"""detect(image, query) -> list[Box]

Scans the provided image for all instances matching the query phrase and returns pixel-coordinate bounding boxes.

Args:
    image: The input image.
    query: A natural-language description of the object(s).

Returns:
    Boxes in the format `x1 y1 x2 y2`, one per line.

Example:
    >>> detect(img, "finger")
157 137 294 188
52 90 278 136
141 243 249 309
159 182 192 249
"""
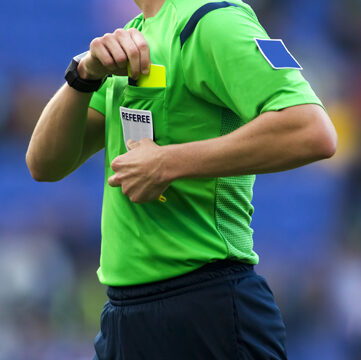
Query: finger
139 138 155 145
102 34 127 72
111 156 123 172
108 174 122 187
130 196 143 204
128 28 151 75
91 42 117 73
127 139 140 150
115 29 141 79
130 192 157 204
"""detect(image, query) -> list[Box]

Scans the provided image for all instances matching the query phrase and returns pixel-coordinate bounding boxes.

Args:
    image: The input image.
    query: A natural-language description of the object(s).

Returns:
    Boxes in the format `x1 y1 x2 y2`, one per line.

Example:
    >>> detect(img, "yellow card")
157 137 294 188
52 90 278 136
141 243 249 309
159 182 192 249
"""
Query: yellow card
128 64 166 88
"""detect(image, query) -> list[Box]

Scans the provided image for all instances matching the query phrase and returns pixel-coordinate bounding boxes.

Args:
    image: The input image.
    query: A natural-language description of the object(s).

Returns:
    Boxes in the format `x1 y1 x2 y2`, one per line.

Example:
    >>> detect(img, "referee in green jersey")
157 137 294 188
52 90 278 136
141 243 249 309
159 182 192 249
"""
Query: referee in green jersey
26 0 337 359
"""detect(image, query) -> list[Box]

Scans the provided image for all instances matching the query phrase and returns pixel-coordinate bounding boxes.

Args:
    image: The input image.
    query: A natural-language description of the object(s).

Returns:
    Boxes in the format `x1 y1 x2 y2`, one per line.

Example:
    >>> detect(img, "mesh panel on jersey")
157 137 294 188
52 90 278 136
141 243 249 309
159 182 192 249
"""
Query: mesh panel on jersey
215 108 256 259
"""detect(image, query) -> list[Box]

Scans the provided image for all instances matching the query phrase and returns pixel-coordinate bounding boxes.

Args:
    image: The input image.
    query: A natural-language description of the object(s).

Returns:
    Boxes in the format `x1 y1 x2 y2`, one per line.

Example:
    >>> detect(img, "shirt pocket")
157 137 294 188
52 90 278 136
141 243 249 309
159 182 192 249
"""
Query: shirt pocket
119 84 167 151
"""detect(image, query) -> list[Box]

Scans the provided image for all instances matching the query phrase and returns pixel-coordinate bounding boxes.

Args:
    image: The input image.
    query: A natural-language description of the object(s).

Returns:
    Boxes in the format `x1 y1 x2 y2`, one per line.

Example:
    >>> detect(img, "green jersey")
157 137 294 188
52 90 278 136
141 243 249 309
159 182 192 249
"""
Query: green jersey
89 0 323 286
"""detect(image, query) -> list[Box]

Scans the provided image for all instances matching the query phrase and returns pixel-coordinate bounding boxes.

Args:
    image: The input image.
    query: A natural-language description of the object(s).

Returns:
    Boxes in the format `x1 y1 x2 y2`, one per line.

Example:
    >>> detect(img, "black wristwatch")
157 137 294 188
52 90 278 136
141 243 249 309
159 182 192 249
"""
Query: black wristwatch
65 51 104 93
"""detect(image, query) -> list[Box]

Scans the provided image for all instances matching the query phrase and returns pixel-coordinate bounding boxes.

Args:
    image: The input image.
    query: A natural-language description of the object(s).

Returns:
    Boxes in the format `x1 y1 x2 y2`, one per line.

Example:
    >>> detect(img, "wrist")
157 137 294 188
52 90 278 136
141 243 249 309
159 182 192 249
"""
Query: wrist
65 52 105 93
160 144 187 182
77 59 105 81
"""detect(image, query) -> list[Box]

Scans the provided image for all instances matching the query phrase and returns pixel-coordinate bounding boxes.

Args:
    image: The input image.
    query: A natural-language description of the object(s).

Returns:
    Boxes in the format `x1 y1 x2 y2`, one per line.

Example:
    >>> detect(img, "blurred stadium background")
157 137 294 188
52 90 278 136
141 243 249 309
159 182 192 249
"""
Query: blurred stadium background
1 0 361 359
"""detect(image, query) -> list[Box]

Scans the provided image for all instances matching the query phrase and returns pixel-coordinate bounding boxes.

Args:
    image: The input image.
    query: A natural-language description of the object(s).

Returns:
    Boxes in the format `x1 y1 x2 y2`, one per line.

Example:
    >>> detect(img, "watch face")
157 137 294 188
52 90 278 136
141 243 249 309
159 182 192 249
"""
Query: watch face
73 51 89 63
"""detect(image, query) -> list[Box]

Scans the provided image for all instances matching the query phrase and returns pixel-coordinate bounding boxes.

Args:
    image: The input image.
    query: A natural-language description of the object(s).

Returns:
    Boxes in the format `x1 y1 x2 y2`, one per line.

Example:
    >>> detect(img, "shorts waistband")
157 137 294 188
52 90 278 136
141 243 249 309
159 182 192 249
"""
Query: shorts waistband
107 260 254 306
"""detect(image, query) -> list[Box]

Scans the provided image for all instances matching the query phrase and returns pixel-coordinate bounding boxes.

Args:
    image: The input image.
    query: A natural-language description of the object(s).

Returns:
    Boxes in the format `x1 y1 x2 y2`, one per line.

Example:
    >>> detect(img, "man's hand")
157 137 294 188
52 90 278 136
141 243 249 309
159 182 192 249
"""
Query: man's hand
108 139 171 203
77 28 151 81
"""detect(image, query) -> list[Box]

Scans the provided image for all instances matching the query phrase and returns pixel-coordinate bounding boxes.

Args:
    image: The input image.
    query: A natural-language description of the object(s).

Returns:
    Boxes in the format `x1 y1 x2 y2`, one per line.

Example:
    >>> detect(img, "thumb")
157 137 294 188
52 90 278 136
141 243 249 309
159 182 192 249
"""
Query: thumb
127 139 139 150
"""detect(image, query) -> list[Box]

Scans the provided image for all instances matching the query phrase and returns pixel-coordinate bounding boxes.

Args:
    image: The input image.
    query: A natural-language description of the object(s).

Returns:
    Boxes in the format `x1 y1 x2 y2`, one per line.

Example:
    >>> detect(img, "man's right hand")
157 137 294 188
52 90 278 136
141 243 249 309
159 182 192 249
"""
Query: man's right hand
77 28 151 81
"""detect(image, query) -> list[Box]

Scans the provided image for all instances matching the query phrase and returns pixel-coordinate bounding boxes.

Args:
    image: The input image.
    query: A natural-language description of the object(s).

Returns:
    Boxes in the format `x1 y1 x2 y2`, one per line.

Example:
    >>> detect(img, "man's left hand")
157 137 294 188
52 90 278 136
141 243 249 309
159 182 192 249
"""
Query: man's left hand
108 139 171 203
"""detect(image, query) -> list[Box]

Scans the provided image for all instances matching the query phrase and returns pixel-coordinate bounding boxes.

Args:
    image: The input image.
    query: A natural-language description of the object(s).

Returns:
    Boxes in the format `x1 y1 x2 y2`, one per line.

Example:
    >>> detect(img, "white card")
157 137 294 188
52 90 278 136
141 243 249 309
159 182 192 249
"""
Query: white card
120 107 154 150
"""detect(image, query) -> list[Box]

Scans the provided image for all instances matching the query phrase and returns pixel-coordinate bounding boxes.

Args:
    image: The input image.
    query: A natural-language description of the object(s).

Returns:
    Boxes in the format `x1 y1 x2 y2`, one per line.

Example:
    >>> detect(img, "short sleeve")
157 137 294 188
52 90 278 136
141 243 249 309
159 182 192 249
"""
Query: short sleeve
89 79 108 115
181 6 324 123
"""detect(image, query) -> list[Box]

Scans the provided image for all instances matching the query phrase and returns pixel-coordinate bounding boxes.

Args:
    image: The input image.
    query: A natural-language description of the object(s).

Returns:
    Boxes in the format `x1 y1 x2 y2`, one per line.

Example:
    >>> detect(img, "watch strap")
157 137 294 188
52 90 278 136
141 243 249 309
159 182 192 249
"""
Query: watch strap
65 53 104 93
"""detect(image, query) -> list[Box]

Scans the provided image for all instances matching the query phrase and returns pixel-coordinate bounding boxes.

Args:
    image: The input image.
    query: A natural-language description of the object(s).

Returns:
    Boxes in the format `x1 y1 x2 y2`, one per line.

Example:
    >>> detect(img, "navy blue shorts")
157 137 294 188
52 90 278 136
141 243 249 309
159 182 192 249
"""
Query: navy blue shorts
93 261 287 360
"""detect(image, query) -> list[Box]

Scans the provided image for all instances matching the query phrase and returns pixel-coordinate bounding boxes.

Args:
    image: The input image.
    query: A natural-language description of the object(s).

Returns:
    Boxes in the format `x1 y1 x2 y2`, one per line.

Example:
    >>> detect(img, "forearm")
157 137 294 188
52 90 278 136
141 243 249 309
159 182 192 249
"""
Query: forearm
163 105 337 180
26 84 93 181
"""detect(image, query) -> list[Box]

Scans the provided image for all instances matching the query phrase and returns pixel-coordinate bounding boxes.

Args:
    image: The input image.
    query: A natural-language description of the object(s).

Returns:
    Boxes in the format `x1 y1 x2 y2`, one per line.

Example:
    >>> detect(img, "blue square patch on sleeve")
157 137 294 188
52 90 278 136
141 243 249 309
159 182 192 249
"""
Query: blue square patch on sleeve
255 38 303 70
